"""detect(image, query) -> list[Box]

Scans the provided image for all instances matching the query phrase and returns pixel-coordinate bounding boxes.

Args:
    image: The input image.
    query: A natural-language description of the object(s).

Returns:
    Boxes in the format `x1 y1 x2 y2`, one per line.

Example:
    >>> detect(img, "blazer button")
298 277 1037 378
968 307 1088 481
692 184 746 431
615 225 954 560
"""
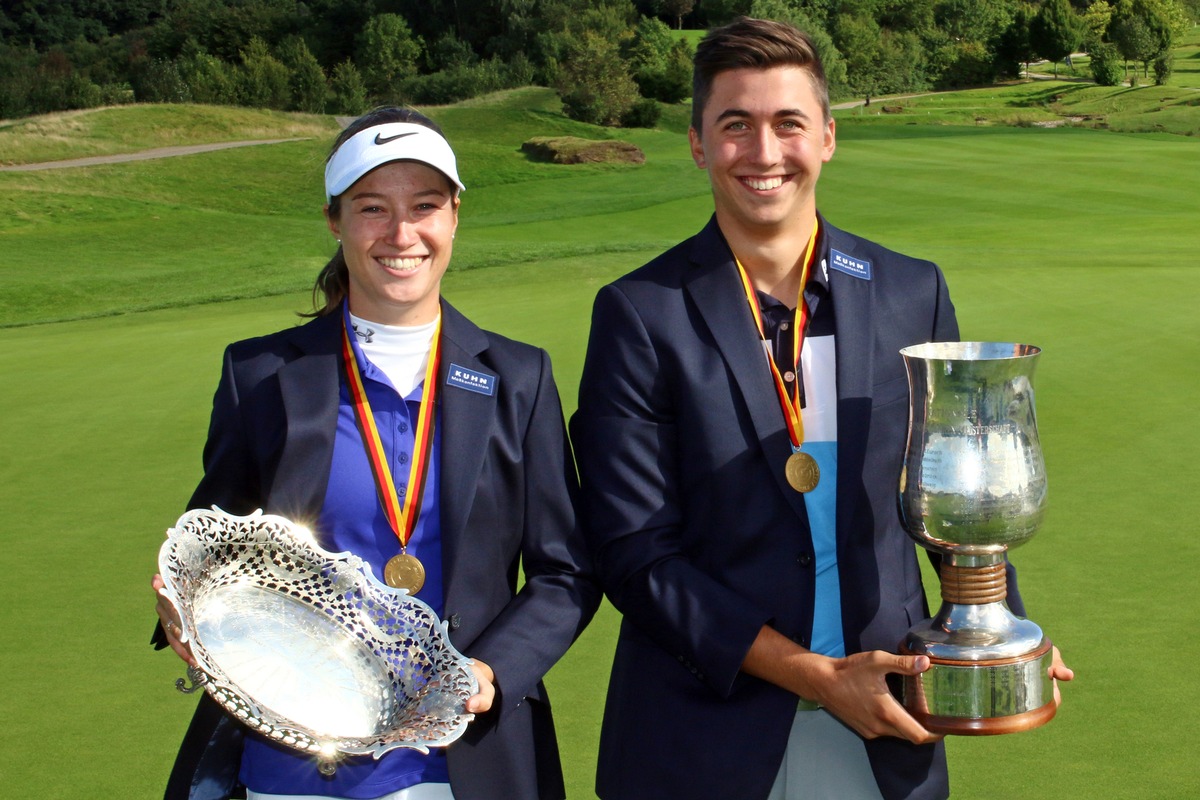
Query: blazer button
448 613 461 631
798 552 813 567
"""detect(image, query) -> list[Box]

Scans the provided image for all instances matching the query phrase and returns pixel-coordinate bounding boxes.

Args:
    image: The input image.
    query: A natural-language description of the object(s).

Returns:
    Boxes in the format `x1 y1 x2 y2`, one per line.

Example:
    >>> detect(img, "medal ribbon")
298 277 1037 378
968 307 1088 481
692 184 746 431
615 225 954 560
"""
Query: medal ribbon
341 316 441 552
734 218 820 452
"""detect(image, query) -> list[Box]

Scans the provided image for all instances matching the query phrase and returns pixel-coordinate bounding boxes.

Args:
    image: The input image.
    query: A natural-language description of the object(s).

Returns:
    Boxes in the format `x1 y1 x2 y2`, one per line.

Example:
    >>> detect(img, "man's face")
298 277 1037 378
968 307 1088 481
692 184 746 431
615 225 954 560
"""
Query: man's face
689 66 835 237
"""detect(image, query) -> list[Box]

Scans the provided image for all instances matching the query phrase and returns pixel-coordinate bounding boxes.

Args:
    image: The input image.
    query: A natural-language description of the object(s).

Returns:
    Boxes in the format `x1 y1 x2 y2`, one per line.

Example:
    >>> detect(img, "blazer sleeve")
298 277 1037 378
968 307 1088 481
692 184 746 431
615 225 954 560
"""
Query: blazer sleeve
464 348 602 708
187 343 264 515
571 284 771 697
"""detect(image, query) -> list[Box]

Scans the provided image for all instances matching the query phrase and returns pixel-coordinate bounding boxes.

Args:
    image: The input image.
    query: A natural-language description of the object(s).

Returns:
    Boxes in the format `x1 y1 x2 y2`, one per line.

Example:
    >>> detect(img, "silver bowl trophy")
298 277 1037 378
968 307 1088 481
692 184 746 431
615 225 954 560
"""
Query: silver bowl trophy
897 342 1056 735
157 507 478 772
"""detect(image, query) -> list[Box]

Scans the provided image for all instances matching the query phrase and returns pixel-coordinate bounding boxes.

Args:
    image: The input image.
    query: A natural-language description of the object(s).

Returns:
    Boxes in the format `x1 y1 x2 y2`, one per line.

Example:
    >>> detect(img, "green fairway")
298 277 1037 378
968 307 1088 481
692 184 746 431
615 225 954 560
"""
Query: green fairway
1 87 1198 799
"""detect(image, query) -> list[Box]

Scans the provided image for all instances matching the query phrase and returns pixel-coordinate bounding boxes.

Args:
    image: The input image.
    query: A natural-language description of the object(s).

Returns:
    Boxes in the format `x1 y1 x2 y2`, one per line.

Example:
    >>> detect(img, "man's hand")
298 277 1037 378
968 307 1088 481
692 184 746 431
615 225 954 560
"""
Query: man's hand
1049 645 1074 707
808 650 942 744
741 625 941 745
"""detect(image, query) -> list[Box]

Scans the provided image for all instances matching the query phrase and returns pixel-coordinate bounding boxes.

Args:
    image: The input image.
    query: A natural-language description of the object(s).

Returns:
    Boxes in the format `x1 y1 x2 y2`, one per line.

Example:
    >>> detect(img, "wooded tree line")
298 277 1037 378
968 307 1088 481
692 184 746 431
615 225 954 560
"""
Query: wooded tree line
1 0 1194 123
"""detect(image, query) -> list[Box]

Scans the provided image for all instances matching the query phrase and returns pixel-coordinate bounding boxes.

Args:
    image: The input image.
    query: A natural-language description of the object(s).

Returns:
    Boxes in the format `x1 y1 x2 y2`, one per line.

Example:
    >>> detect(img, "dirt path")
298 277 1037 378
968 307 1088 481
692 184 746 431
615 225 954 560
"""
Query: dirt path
0 137 310 172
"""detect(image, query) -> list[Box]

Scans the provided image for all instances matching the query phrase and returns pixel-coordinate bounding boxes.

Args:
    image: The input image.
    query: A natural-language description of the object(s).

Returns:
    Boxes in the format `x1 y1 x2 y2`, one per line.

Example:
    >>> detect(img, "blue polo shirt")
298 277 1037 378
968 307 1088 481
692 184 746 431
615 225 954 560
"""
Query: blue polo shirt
239 314 449 797
757 249 845 660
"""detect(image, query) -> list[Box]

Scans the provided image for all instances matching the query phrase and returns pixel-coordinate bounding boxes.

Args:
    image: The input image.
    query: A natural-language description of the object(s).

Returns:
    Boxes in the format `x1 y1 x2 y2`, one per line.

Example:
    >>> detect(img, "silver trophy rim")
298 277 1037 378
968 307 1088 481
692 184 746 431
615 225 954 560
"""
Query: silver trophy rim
157 506 478 761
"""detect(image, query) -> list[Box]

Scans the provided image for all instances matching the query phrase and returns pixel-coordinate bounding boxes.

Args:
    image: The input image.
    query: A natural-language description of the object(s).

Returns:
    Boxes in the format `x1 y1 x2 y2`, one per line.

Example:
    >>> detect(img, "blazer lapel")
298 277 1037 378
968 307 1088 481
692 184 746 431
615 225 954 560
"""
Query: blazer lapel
435 301 494 604
271 313 341 519
823 224 876 405
822 224 879 546
684 218 811 522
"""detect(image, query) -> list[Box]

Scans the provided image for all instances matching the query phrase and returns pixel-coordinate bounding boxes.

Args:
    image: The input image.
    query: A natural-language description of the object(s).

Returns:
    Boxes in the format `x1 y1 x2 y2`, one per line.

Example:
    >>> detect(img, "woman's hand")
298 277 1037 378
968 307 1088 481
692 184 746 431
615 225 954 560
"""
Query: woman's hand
152 574 197 668
465 659 496 715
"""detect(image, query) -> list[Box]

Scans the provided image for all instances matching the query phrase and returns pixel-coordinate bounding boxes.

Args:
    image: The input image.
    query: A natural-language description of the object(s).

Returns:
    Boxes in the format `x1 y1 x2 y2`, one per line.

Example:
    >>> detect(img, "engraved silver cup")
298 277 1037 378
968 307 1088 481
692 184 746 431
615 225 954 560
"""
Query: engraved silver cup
897 342 1056 735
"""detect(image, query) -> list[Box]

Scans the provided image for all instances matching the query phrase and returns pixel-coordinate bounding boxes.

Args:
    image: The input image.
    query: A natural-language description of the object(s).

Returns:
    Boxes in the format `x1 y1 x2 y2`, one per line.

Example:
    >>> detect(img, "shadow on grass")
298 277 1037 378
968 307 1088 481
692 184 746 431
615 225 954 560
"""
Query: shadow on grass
834 123 1044 141
1012 83 1093 107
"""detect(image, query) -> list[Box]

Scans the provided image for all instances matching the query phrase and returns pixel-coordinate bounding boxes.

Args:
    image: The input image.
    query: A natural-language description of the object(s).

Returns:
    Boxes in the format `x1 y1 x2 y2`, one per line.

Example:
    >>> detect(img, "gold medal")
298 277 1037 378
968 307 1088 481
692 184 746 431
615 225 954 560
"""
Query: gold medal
343 317 440 599
785 450 820 493
384 552 426 594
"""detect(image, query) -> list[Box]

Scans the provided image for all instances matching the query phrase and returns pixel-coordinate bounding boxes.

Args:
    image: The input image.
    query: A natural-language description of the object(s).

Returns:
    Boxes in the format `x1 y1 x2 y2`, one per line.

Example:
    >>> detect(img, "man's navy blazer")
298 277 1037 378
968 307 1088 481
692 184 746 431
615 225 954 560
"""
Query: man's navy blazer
158 301 600 800
571 217 1024 800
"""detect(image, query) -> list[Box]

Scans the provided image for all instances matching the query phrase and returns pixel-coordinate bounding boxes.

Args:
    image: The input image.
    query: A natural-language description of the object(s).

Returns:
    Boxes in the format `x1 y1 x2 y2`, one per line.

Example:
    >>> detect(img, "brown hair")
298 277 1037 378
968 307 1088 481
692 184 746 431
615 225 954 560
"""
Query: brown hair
307 107 451 317
691 16 830 133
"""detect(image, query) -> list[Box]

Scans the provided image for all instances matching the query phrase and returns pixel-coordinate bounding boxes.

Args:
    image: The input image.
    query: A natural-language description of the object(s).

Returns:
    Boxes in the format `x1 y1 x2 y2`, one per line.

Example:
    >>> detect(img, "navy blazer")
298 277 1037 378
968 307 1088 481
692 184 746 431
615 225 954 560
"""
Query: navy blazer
571 217 1023 800
158 301 600 800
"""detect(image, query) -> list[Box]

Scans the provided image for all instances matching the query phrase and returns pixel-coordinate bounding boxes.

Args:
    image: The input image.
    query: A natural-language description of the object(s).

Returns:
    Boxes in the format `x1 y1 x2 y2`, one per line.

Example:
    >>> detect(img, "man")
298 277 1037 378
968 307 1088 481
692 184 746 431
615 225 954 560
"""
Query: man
570 16 1069 800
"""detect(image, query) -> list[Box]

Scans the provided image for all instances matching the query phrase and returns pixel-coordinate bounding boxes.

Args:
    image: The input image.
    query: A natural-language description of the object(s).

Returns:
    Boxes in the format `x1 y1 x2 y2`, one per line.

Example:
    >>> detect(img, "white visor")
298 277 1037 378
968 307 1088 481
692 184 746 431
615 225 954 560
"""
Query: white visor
324 122 465 202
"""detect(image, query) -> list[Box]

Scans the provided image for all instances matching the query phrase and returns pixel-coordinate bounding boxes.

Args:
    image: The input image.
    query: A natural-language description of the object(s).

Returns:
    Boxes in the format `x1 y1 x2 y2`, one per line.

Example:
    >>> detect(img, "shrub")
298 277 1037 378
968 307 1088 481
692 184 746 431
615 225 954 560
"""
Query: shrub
635 38 692 104
427 33 477 72
506 52 536 87
401 58 519 105
179 52 238 105
1153 53 1173 85
933 40 996 89
620 97 662 128
1088 42 1124 86
131 58 192 103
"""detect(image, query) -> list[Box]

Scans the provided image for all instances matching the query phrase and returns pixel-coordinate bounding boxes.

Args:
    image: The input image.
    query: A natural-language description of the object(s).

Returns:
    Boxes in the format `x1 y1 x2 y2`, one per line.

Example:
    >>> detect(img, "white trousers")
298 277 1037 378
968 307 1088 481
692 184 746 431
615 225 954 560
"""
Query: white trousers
247 782 454 800
766 708 886 800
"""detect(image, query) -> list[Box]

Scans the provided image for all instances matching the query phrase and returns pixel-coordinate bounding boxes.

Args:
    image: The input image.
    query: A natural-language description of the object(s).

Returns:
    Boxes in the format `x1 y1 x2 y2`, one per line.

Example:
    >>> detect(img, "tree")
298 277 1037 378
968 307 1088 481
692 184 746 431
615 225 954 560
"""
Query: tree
659 0 697 29
359 13 424 103
237 36 289 109
994 4 1036 79
751 0 848 100
627 16 691 102
1110 0 1175 78
1080 0 1115 50
329 59 367 115
833 12 887 100
701 0 755 25
555 30 640 126
277 36 327 113
934 0 1014 44
1029 0 1081 77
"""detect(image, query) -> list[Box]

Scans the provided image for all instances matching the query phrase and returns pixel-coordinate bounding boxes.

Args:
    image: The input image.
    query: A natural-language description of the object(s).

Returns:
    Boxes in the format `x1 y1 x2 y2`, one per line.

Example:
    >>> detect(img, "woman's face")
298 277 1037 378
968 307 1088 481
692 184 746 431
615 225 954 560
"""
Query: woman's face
326 160 459 326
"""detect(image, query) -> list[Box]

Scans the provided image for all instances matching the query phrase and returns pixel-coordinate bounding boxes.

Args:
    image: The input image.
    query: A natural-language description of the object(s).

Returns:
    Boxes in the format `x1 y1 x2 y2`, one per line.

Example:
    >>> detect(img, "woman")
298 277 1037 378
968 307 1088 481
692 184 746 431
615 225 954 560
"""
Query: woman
152 107 600 800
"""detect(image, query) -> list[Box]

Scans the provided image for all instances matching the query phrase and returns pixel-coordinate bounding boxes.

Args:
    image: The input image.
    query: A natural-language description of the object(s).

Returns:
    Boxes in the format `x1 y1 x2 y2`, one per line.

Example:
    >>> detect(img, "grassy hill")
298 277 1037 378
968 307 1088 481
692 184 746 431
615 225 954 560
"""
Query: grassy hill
1 78 1198 799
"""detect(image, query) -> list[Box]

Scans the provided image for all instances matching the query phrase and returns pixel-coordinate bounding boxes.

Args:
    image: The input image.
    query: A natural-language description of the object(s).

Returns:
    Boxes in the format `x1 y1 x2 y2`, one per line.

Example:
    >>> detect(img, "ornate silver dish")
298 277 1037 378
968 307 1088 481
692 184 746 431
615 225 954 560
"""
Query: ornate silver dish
157 507 477 765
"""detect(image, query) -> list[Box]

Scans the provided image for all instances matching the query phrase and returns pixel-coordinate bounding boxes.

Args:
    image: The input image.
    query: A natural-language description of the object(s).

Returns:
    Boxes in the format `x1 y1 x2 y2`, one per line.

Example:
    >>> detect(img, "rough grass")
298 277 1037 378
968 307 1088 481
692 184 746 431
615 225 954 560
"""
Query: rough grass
839 79 1200 135
0 104 339 165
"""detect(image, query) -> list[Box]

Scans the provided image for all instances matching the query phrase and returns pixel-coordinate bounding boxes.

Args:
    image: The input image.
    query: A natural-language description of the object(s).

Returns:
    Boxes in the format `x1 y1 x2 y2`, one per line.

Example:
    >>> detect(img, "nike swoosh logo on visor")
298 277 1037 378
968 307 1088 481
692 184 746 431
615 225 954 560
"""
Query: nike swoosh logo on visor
374 132 419 145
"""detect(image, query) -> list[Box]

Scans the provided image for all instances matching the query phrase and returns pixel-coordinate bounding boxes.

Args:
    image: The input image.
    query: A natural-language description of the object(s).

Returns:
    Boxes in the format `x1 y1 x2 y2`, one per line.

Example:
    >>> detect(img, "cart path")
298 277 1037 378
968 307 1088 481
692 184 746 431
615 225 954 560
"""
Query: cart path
0 137 310 172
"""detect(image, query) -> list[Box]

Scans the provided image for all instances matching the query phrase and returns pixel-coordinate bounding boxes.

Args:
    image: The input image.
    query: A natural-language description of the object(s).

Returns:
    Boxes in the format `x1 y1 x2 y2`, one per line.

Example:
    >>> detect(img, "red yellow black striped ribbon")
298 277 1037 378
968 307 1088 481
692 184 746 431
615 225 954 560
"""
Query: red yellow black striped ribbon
340 316 441 551
734 218 820 451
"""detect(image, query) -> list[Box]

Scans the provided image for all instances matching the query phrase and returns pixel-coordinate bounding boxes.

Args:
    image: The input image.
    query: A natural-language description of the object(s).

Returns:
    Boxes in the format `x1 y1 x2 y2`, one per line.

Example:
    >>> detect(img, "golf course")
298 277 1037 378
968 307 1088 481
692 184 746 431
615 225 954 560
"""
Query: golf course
2 45 1198 798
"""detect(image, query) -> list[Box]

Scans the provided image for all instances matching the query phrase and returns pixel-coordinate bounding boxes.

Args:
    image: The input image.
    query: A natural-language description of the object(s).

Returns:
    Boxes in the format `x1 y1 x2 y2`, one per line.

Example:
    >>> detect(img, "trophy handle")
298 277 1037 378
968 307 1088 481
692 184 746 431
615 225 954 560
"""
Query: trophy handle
175 665 208 695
